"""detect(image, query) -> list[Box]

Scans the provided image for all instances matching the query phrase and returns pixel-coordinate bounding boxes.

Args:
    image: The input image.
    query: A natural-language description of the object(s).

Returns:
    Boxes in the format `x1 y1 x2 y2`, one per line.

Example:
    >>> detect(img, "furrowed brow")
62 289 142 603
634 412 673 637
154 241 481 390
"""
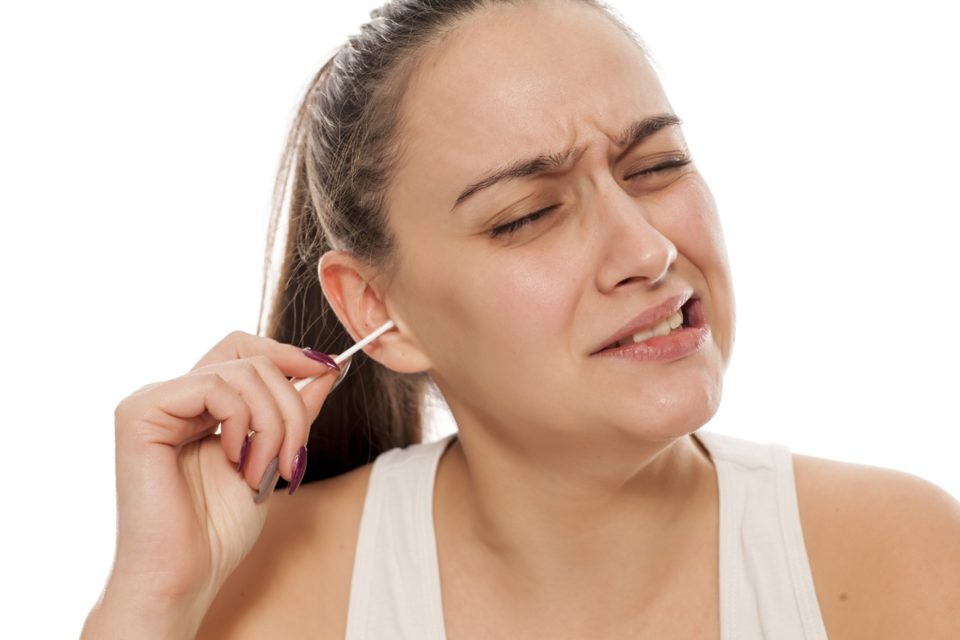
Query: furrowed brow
452 149 579 210
452 112 682 211
615 113 683 149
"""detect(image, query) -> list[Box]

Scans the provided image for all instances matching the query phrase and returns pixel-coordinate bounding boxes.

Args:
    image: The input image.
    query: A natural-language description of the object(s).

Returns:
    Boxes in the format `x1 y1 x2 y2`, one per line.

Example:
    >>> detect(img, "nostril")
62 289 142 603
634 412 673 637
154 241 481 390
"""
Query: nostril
615 275 646 288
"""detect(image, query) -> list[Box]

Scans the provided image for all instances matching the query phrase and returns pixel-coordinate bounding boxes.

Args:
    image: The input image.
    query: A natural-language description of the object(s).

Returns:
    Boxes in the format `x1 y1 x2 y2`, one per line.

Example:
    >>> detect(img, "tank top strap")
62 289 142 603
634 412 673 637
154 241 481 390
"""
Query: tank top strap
694 429 829 640
345 433 455 640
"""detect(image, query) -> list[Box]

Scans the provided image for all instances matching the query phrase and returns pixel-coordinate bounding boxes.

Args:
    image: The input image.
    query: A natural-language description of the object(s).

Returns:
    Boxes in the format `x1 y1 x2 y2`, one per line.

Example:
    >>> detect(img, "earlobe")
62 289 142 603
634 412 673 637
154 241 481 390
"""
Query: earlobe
317 251 433 373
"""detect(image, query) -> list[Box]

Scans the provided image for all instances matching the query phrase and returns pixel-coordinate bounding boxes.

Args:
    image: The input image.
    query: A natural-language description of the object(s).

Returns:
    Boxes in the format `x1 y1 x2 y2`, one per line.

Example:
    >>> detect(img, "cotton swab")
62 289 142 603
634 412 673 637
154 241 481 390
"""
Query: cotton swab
292 319 396 392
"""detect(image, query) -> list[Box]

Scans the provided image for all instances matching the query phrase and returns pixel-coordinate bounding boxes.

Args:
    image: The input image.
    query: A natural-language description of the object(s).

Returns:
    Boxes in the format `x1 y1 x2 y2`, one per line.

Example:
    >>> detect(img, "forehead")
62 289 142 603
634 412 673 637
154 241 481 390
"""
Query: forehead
393 1 672 204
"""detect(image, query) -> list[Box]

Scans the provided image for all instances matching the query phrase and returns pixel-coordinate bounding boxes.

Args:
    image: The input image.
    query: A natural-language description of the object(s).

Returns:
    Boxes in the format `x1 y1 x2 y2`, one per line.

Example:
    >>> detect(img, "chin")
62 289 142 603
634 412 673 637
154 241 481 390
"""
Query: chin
614 371 724 443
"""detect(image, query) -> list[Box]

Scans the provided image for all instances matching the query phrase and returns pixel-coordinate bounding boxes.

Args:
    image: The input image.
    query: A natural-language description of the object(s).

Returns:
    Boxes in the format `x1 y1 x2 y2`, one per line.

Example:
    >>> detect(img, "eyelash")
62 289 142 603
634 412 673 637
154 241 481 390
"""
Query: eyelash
489 204 560 238
625 156 692 181
488 157 693 239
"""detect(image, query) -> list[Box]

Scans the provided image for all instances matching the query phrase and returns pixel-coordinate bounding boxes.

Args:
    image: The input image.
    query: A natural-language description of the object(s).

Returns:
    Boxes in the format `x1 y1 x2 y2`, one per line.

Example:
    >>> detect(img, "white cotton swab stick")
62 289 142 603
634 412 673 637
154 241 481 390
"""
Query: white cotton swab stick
331 319 397 366
292 319 396 392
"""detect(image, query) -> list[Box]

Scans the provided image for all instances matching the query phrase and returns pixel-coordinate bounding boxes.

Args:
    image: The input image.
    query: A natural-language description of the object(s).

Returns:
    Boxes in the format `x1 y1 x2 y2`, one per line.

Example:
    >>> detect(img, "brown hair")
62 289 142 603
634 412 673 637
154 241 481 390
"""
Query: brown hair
257 0 642 485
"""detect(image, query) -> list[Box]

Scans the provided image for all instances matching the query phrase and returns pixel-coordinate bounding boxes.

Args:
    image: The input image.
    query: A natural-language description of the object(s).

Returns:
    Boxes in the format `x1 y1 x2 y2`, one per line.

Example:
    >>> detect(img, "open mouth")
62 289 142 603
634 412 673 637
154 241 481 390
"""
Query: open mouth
598 296 704 353
682 296 705 329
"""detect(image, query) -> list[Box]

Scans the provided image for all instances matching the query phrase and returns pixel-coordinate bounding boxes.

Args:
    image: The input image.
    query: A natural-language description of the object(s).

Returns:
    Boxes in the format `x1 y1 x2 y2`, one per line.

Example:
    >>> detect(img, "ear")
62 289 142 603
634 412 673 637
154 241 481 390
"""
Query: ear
318 250 433 373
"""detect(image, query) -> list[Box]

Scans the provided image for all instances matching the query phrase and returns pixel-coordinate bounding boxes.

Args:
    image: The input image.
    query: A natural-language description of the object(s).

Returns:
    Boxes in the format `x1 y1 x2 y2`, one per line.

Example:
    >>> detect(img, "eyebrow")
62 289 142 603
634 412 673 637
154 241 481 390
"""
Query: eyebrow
451 113 683 211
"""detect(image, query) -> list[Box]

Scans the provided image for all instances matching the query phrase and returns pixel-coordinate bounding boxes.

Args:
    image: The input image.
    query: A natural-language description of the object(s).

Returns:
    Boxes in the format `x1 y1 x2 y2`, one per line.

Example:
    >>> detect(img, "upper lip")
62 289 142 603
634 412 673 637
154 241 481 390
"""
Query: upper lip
591 291 694 355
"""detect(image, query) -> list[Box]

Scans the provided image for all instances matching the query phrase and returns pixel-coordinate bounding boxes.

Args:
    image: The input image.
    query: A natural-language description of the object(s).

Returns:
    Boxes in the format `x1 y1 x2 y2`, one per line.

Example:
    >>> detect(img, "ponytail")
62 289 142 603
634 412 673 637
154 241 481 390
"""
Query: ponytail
256 57 427 484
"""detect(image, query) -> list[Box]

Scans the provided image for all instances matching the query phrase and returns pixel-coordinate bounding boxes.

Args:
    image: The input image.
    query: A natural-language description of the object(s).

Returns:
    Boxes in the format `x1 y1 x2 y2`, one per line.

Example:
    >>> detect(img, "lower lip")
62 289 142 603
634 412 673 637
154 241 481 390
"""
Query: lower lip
593 325 710 361
593 300 711 362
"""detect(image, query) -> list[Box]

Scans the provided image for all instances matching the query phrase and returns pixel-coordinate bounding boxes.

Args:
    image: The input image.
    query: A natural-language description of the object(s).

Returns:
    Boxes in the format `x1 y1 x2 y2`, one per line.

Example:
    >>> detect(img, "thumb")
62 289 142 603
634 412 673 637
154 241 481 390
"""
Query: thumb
296 364 343 421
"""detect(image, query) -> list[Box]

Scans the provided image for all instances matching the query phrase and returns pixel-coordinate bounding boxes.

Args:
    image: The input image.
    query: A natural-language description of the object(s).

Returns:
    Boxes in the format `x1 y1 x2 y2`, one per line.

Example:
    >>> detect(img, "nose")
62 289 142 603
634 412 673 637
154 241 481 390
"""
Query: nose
593 181 678 292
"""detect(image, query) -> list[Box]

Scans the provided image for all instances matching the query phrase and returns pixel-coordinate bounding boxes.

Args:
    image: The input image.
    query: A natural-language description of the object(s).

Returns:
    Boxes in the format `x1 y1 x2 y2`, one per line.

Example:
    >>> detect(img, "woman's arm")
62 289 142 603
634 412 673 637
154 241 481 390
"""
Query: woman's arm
795 455 960 639
876 473 960 638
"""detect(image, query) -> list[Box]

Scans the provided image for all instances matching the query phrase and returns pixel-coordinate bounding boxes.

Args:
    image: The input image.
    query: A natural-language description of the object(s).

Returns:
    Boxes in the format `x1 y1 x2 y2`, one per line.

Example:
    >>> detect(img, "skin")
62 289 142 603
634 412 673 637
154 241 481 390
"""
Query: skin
288 2 960 638
383 2 735 460
195 1 960 638
322 1 730 634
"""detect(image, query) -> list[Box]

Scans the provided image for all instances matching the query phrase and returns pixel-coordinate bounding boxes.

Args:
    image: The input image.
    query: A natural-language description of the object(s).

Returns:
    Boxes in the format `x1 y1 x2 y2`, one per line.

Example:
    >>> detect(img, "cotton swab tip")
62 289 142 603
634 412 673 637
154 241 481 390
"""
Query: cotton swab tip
332 320 396 365
291 319 396 393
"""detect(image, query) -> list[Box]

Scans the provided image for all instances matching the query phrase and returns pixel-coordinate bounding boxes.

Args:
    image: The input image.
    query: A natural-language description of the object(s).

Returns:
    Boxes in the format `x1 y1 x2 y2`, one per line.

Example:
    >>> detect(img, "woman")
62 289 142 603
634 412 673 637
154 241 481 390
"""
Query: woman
82 0 960 637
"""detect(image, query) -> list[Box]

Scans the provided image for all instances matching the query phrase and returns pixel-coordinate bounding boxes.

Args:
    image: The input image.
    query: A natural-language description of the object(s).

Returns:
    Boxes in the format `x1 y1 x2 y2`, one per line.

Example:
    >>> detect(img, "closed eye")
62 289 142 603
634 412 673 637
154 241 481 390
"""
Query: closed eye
488 204 561 238
488 155 692 239
625 155 692 180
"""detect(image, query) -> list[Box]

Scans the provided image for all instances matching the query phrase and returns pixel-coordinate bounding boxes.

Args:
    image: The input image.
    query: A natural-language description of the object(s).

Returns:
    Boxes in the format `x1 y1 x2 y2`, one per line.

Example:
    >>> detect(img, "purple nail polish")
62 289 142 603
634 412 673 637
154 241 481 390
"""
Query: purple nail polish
302 348 341 372
288 446 308 495
237 433 252 473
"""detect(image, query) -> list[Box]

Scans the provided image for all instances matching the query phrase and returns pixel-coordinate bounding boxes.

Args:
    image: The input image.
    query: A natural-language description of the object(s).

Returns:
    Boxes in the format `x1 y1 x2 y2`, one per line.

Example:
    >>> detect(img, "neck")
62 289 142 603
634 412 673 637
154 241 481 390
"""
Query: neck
434 404 717 598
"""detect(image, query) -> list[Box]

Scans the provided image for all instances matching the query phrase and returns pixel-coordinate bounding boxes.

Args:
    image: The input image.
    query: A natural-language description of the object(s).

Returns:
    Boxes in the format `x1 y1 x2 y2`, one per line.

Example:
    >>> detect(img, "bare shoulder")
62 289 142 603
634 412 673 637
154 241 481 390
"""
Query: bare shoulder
197 461 374 640
792 452 960 639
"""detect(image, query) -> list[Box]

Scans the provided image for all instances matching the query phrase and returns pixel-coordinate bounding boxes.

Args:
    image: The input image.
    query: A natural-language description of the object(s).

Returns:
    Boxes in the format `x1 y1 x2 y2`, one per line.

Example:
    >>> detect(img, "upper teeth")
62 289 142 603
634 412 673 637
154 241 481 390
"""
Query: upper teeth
617 309 683 347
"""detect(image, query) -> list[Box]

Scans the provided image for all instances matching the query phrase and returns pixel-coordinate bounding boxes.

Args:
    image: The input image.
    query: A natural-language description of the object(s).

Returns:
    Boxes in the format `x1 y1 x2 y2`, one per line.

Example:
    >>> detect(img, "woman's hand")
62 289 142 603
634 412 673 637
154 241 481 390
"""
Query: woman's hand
85 331 342 637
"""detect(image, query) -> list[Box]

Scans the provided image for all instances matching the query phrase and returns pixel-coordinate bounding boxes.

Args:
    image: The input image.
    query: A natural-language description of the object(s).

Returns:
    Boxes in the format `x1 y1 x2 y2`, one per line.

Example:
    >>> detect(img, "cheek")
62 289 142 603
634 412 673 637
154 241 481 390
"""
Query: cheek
392 221 575 365
659 176 728 266
484 252 579 344
657 176 736 362
392 221 583 392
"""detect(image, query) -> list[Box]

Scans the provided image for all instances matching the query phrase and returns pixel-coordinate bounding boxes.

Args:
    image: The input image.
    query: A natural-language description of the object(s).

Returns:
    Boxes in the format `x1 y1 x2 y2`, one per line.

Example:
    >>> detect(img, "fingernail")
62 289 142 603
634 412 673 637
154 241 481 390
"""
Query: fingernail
288 446 308 495
302 348 340 372
330 358 351 392
254 457 280 504
236 433 251 473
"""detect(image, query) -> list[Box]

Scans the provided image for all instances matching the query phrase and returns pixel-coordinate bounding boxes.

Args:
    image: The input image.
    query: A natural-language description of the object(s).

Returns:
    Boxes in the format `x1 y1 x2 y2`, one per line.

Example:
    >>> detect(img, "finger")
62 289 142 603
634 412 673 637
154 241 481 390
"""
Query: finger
297 368 341 423
117 372 251 455
212 360 289 491
190 330 343 381
243 355 322 481
245 355 342 487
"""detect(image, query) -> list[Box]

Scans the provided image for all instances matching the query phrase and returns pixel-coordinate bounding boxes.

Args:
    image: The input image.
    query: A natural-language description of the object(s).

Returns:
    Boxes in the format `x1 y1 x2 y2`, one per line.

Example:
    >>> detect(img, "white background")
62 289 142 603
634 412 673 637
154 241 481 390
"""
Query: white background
2 1 957 636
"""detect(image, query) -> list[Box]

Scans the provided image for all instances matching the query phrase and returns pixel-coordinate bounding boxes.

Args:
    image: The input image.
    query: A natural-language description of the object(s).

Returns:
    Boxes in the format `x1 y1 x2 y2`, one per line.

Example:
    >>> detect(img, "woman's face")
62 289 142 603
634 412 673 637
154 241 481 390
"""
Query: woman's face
384 0 735 444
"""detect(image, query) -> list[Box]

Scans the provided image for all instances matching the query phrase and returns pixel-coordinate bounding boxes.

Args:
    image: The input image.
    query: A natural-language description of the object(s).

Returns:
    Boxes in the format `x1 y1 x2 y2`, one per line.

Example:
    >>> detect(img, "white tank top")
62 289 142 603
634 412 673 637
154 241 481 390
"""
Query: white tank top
344 429 829 639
